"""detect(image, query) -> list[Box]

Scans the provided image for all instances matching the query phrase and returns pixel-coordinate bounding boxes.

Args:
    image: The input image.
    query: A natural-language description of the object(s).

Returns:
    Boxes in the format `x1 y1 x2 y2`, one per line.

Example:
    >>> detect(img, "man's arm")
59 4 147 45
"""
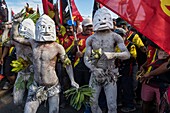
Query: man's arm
0 46 10 65
144 61 169 78
58 44 79 88
83 37 96 70
10 13 31 46
104 34 130 60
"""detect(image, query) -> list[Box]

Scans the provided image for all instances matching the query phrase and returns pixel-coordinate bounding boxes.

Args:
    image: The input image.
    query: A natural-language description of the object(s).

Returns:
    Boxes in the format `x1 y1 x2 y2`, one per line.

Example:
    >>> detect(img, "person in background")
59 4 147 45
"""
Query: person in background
0 46 16 90
140 48 170 113
74 17 93 86
73 18 93 112
0 0 9 82
57 21 77 108
139 43 169 113
0 23 16 90
126 27 147 105
115 28 137 112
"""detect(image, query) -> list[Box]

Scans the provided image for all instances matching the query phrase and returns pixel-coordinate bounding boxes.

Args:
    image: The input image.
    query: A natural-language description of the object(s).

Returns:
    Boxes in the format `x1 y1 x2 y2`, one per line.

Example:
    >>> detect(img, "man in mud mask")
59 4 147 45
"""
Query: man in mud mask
12 14 79 113
84 8 130 113
1 18 35 107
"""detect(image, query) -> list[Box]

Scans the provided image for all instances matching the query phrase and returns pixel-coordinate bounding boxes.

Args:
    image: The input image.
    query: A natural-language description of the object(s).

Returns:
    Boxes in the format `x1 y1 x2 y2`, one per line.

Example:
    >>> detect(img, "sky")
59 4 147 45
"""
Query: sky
5 0 118 20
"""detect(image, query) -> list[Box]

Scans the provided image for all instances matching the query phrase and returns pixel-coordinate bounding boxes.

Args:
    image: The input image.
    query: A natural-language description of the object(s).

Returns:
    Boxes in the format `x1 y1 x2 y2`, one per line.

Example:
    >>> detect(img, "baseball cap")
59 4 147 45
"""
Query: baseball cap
82 18 92 26
114 28 126 35
67 20 77 26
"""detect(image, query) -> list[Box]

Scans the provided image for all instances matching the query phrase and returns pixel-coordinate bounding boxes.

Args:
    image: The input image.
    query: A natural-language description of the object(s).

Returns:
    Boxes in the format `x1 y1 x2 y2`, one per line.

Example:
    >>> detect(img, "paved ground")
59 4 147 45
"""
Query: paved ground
0 78 142 113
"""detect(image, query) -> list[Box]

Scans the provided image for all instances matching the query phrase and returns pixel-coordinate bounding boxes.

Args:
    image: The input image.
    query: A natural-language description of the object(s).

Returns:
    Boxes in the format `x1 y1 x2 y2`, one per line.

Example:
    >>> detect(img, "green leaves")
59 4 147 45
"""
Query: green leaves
26 73 34 89
15 73 33 91
15 75 25 90
24 12 40 23
64 85 94 111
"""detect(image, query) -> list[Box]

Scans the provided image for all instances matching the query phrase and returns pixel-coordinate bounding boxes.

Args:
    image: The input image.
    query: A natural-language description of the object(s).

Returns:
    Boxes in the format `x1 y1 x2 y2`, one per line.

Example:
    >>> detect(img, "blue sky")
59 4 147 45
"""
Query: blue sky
5 0 118 20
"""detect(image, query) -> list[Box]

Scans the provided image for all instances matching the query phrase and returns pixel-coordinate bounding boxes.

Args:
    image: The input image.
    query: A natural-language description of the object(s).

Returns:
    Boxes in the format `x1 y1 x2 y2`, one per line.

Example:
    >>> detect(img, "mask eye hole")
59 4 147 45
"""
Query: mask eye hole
98 19 101 21
24 27 26 30
48 26 51 29
42 25 45 29
104 18 106 20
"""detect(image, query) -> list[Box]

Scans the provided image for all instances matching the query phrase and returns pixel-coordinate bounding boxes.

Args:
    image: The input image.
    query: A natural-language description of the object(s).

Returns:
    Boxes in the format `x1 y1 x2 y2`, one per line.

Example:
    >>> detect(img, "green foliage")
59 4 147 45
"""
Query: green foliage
15 75 25 90
26 73 34 89
64 85 94 111
21 7 40 23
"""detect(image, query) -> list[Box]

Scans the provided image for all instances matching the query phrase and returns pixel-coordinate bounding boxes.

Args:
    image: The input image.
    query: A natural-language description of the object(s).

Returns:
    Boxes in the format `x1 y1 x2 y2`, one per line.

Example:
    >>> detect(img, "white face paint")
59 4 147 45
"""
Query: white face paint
93 8 113 31
19 18 35 39
35 14 56 42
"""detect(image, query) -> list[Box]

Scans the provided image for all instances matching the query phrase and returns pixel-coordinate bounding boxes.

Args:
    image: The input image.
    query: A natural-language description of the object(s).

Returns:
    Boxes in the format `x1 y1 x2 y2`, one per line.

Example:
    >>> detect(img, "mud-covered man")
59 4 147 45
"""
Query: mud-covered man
84 8 130 113
13 13 79 113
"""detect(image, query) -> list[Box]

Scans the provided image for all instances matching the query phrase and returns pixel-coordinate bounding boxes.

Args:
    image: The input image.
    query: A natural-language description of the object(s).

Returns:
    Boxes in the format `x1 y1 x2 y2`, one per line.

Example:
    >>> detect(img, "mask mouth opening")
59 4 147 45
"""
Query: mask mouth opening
40 33 51 36
100 23 106 26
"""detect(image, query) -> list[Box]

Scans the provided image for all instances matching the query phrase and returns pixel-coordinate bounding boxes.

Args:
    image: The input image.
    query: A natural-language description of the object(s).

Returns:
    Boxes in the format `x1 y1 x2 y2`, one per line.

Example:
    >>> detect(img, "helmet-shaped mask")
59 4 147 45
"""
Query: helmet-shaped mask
19 18 35 39
35 14 56 42
93 8 113 31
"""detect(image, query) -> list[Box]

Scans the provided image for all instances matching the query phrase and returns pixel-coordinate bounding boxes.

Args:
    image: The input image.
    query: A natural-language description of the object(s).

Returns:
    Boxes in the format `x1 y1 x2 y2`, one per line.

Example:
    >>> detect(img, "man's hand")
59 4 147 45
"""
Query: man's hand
76 51 83 58
71 81 79 89
139 73 151 83
4 22 12 29
13 12 24 23
103 52 117 60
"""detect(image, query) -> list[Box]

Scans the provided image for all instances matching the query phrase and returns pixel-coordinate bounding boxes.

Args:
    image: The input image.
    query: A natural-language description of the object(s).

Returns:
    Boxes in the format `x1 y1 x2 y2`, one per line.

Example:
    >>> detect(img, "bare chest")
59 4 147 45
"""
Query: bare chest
15 44 32 59
92 34 115 51
33 43 57 61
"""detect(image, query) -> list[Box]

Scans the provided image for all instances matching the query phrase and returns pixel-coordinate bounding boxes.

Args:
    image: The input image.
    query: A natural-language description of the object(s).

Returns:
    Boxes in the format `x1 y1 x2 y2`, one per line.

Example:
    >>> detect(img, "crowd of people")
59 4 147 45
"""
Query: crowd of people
0 1 170 113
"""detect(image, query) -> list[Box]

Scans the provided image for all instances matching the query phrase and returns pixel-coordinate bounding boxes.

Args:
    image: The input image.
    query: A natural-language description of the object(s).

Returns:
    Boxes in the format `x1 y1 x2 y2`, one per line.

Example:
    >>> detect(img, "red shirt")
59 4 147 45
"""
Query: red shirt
58 34 75 53
76 33 91 52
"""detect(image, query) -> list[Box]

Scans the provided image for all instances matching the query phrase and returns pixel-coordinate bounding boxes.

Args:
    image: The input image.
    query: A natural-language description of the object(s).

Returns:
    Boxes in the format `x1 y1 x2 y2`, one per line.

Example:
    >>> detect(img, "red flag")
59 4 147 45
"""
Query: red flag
71 0 83 22
60 0 64 24
96 0 170 54
42 0 55 18
11 8 15 20
60 0 83 24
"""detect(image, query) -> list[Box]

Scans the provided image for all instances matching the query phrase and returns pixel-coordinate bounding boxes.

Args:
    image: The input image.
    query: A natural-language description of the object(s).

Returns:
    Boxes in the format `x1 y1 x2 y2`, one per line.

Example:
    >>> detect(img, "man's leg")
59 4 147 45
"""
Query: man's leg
24 85 41 113
48 94 60 113
141 83 156 113
104 82 117 113
13 73 25 106
89 78 102 113
24 100 40 113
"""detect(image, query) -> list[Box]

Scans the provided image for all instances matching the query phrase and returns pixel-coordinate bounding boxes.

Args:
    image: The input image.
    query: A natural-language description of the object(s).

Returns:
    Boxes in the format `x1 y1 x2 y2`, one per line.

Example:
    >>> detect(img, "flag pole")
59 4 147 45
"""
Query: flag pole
66 0 80 52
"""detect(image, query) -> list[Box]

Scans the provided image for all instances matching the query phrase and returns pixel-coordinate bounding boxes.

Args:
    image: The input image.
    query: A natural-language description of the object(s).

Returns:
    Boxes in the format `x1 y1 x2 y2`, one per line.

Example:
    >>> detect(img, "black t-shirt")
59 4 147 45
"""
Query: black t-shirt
147 59 170 87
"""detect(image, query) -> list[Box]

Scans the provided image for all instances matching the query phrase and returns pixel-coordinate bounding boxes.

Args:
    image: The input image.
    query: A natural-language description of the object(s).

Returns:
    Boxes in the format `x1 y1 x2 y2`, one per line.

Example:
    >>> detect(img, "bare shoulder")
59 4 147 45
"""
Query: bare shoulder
86 34 94 44
112 31 124 43
52 42 65 52
53 42 63 48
